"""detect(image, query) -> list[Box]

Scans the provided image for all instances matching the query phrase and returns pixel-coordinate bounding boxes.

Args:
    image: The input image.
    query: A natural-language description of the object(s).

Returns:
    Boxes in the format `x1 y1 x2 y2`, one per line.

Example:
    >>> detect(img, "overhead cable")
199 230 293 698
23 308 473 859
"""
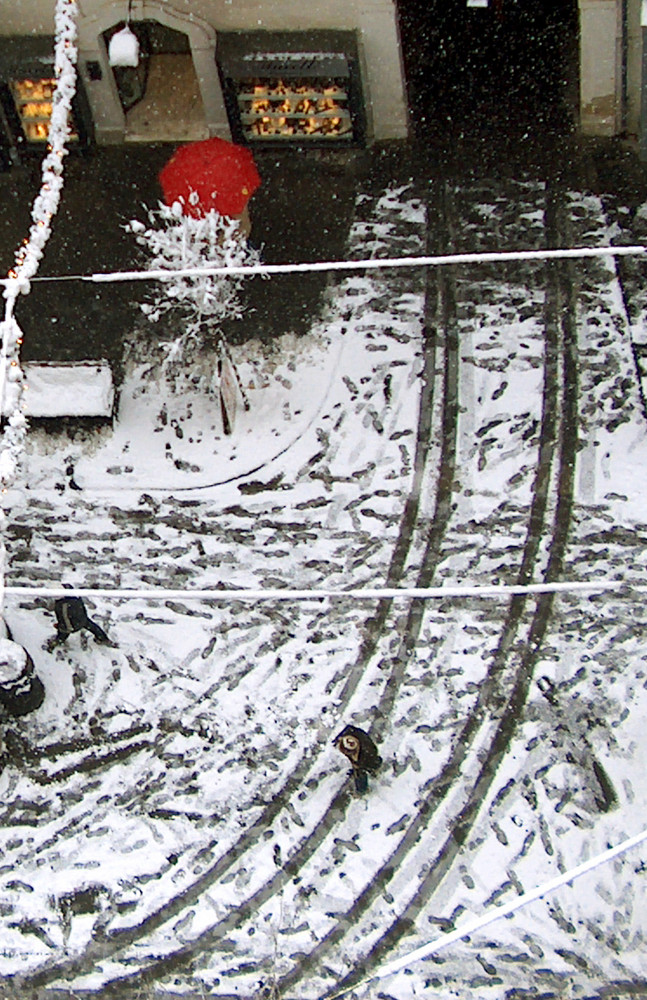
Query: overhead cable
1 244 646 288
2 579 634 602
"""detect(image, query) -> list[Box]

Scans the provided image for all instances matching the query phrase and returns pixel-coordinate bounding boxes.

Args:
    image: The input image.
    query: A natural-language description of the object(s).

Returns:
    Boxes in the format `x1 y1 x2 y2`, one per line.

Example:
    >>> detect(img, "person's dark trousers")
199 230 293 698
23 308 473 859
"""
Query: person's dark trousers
54 597 111 645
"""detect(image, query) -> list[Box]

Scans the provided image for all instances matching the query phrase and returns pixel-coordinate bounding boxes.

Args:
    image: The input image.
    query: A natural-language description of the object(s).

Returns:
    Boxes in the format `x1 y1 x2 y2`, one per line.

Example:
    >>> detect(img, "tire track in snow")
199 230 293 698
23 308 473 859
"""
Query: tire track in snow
313 180 609 1000
7 185 445 995
61 178 560 999
49 179 462 999
253 177 568 997
5 179 624 999
89 180 588 999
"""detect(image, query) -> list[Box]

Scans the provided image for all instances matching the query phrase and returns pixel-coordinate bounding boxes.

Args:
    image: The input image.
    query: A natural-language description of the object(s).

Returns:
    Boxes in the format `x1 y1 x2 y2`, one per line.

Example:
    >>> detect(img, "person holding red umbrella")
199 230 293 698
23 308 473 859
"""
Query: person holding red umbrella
158 136 261 237
126 133 263 430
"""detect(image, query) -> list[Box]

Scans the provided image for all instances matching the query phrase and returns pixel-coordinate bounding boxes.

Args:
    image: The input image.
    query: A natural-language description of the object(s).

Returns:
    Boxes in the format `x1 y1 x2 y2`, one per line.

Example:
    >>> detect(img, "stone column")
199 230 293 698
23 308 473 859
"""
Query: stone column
579 0 622 135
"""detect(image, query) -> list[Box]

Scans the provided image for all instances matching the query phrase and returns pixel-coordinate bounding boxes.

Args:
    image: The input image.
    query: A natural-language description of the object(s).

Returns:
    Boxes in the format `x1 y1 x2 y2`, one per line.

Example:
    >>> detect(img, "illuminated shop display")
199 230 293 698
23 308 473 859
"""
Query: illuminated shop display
218 31 365 146
9 78 78 143
237 77 352 140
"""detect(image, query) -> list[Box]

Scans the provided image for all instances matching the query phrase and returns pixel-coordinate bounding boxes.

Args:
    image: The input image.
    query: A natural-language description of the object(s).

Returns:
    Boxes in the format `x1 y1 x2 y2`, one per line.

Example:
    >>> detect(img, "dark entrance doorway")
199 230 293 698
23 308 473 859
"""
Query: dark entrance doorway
102 20 207 142
397 0 579 143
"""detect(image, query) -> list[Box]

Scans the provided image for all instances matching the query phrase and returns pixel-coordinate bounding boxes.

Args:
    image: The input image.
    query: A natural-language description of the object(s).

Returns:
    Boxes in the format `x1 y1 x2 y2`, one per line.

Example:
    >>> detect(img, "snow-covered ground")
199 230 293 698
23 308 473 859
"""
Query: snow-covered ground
1 175 647 999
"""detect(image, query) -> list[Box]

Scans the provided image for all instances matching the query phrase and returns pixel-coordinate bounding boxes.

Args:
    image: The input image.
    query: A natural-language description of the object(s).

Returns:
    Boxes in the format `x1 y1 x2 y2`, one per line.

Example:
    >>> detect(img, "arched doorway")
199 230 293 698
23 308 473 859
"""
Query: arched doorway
103 20 207 142
397 0 580 140
77 0 230 144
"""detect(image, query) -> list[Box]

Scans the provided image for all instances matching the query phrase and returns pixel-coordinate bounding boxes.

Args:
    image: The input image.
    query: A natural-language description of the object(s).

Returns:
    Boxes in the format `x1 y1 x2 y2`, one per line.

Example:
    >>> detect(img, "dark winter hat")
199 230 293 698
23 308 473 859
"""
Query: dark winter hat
333 724 382 773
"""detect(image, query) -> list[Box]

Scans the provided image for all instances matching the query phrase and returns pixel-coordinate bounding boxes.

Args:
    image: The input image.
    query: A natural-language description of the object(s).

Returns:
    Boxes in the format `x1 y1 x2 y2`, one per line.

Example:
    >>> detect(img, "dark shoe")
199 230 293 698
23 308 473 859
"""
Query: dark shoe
353 769 369 794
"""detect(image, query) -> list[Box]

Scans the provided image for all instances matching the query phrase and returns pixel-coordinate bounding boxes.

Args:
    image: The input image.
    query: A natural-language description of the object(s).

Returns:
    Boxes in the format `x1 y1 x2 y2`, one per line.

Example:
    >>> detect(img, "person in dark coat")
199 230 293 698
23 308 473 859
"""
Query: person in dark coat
52 597 113 646
333 724 382 794
0 643 45 717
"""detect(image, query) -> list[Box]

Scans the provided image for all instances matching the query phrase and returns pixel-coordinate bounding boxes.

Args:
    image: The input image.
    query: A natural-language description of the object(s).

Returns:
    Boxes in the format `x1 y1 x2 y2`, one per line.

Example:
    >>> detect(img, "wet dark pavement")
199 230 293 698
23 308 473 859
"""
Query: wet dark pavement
2 130 647 370
0 144 364 366
0 145 170 364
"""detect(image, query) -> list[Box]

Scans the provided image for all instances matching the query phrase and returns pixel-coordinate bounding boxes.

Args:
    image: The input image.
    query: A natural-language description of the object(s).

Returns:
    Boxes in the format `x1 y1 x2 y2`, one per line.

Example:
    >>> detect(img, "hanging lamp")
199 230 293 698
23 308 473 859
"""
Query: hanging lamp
108 0 139 67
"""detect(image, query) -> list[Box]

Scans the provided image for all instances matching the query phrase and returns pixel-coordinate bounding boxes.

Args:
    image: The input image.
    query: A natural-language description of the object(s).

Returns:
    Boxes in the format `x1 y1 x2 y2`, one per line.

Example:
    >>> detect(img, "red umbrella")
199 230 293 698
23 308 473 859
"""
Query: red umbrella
158 137 261 219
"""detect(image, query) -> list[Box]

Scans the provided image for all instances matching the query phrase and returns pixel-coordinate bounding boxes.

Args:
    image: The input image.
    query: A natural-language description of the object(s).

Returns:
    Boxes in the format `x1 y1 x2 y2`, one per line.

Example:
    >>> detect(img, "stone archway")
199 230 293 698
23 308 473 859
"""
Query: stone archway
77 0 230 143
104 19 209 142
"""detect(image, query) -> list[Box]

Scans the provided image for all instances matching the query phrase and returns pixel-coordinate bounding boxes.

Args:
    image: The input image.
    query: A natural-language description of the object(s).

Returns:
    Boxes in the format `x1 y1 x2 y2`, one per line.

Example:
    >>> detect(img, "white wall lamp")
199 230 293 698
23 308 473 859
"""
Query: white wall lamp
108 0 139 67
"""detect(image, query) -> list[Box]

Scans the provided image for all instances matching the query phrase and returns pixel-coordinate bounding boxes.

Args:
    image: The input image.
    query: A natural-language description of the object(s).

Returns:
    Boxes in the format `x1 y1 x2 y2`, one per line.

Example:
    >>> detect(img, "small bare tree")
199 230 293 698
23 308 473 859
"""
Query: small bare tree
126 199 261 375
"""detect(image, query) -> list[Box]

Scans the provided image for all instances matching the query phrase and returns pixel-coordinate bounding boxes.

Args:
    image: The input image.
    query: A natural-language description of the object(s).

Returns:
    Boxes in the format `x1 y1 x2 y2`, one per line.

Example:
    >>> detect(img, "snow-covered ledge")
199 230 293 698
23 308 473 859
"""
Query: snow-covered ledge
3 362 115 418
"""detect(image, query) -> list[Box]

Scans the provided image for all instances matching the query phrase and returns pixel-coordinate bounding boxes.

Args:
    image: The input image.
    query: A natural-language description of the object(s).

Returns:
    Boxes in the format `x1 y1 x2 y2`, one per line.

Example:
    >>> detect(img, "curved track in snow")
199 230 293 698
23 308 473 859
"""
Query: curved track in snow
58 180 465 1000
313 179 583 998
3 184 443 997
267 179 610 999
2 171 642 1000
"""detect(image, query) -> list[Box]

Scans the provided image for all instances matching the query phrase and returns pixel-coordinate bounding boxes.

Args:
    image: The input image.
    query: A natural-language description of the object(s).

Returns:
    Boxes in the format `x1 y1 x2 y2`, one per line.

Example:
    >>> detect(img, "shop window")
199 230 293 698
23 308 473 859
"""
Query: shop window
9 78 78 143
218 31 366 147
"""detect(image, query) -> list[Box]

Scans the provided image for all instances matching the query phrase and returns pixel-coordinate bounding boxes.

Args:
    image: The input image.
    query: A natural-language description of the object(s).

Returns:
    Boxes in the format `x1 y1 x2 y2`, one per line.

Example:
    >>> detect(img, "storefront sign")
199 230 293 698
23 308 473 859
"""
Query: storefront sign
241 51 348 77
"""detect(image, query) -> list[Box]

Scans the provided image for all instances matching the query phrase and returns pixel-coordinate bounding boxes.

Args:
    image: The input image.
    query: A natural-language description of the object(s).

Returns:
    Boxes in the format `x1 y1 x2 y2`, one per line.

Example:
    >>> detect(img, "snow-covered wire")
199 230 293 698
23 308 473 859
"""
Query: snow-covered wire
0 244 645 288
1 579 637 602
84 243 647 281
328 827 647 999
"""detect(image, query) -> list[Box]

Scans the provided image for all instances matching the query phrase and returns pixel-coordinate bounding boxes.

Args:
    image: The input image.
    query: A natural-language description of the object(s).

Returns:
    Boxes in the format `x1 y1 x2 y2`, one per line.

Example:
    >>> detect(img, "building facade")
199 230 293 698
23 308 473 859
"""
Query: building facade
580 0 640 136
0 0 408 153
0 0 644 154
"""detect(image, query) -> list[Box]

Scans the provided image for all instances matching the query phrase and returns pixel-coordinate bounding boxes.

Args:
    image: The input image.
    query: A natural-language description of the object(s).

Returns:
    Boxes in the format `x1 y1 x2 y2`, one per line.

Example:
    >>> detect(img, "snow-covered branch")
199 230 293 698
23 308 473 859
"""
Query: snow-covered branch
126 201 261 364
0 0 79 490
